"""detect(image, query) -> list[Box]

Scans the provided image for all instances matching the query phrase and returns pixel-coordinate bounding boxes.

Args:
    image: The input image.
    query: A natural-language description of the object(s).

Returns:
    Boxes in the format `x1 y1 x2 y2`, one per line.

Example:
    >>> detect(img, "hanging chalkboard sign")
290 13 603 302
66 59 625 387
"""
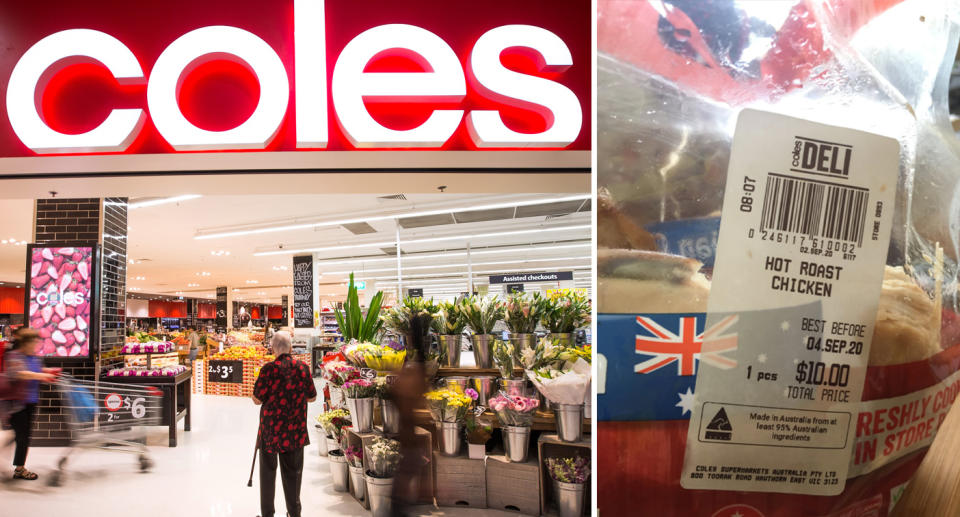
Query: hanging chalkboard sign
215 286 228 329
293 255 314 328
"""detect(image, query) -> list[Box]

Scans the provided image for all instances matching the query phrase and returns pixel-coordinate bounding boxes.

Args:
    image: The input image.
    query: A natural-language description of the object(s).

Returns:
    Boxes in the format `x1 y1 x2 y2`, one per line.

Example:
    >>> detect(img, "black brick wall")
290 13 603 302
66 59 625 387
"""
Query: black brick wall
31 198 128 446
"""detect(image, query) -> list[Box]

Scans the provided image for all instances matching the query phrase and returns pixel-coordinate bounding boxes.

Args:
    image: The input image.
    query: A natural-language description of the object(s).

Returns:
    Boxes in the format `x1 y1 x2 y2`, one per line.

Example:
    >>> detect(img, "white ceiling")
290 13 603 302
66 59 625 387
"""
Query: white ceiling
0 193 592 305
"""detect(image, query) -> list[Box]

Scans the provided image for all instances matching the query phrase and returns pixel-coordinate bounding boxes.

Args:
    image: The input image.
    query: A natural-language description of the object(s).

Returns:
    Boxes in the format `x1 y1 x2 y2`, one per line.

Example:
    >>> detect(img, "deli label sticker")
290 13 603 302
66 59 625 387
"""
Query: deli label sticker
681 110 900 495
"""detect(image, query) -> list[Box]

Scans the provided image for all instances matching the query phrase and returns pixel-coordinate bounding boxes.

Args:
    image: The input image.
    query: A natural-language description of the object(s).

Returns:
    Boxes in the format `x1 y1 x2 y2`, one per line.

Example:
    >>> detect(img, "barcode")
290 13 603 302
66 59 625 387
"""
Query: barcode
760 173 869 246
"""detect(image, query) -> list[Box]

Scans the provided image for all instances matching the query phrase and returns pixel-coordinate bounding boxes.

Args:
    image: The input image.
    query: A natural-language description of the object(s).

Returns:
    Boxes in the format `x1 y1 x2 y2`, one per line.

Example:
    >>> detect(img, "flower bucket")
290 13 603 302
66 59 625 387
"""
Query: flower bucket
380 398 400 434
554 403 584 443
439 334 462 367
326 434 339 454
314 425 328 457
471 334 495 368
444 376 470 392
554 480 586 517
504 425 531 463
346 397 374 433
365 472 394 517
500 378 530 397
470 375 497 406
328 451 349 492
349 464 366 503
437 421 463 457
329 385 344 409
509 333 536 363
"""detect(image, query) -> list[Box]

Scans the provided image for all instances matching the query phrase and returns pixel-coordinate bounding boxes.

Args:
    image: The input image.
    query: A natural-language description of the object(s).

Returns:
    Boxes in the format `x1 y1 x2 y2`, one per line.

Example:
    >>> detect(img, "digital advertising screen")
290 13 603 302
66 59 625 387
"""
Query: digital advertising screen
25 244 98 358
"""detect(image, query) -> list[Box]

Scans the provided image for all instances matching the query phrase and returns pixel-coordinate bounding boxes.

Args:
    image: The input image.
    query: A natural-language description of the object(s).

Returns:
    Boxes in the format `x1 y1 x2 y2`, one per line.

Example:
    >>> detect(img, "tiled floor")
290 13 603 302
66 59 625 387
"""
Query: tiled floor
1 388 525 517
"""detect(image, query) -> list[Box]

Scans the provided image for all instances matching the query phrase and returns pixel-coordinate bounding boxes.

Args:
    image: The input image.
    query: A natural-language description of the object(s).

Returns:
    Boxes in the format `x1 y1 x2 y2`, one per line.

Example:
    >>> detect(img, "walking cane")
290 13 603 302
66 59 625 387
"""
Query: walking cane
247 428 260 487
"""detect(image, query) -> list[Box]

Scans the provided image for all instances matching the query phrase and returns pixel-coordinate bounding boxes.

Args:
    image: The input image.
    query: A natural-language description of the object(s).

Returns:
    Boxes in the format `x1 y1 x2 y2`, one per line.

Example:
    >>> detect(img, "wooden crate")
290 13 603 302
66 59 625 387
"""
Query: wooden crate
486 454 541 516
537 434 591 516
434 451 486 509
350 426 434 505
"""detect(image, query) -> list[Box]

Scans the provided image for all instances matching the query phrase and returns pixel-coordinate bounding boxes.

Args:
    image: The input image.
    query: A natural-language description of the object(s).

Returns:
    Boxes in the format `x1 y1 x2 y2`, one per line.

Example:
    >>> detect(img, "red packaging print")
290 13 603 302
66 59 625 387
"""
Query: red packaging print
597 0 960 515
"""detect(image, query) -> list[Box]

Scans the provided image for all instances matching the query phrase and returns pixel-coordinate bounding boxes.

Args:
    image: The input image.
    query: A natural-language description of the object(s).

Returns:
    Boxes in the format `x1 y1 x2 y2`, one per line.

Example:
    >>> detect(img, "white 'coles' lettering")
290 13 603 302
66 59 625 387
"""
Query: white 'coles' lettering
4 0 583 154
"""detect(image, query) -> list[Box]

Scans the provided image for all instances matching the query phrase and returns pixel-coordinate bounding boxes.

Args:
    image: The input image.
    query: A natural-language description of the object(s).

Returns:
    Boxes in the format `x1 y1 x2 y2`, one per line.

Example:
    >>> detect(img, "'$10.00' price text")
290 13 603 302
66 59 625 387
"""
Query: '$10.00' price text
786 360 852 403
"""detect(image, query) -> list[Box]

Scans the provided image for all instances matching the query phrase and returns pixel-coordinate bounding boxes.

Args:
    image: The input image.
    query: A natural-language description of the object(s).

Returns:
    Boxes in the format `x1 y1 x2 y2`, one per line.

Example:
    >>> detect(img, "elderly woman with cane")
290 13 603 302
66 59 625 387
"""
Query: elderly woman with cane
252 331 316 517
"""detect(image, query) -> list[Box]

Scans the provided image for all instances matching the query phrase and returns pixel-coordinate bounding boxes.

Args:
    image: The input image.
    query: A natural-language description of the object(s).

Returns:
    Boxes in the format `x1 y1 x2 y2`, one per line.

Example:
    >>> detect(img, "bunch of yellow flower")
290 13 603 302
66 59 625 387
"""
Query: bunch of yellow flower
342 342 381 367
365 347 406 372
425 388 476 423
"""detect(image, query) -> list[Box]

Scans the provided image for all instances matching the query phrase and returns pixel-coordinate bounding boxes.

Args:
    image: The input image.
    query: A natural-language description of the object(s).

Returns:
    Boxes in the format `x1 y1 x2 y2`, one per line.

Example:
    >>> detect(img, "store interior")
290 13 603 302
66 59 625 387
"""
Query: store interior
0 191 593 517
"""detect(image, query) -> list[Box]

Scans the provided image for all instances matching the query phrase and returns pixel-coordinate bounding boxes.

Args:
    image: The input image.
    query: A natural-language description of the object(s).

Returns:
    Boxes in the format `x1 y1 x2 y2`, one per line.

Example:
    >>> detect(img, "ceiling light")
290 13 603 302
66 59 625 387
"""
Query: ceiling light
187 283 199 287
310 242 591 267
254 225 591 257
323 256 589 275
246 280 258 284
134 275 146 281
196 272 211 277
210 250 231 256
272 265 288 271
195 195 589 240
129 194 202 209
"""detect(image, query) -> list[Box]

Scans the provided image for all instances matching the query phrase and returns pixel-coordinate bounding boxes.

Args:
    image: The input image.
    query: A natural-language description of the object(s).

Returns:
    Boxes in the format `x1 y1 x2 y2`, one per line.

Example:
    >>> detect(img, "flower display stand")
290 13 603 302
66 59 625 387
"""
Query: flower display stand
347 425 435 505
537 434 592 516
433 451 487 508
486 454 541 516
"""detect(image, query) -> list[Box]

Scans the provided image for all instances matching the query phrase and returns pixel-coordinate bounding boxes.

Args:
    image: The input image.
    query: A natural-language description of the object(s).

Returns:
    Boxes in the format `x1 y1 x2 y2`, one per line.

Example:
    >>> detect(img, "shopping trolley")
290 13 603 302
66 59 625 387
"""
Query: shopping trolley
47 374 164 486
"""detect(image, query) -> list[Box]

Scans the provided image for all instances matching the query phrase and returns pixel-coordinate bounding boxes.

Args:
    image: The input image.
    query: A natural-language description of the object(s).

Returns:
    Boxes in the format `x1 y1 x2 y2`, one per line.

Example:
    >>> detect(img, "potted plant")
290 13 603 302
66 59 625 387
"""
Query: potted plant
334 273 384 342
345 445 366 503
436 301 468 367
489 392 540 462
322 360 358 409
317 408 351 454
492 339 516 379
504 292 546 360
425 387 475 456
464 413 493 460
317 409 352 492
541 291 591 345
524 339 592 443
546 457 590 517
461 295 505 368
343 378 377 432
365 436 402 517
383 297 440 376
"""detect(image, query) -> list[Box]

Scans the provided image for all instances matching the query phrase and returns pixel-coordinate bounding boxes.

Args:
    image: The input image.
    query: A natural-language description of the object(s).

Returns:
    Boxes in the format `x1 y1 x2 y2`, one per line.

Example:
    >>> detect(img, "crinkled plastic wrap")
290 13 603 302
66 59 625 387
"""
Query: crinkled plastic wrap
597 0 960 515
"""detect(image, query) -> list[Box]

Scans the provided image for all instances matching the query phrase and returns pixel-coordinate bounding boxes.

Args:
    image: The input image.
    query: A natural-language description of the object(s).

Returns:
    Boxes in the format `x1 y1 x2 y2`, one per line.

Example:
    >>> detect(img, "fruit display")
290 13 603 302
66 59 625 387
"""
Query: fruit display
124 352 179 368
128 331 160 343
210 344 274 362
27 246 93 357
107 365 188 377
121 341 174 354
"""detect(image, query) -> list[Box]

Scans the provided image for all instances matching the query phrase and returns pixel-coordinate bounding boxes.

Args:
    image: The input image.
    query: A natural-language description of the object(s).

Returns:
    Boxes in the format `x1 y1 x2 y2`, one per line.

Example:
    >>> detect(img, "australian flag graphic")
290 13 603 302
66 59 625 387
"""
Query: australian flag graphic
597 312 738 421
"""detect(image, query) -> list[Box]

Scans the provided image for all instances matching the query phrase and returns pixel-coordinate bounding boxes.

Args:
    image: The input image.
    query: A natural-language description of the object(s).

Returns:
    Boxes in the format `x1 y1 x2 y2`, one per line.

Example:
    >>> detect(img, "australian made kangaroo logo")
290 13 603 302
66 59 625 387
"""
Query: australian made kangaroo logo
705 407 733 441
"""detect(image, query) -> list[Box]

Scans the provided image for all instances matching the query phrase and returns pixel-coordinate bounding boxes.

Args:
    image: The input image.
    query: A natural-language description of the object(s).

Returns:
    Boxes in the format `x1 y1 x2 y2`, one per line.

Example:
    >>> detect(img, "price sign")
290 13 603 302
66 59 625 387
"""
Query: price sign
100 393 152 424
208 360 243 383
474 405 486 416
360 367 376 380
385 374 398 386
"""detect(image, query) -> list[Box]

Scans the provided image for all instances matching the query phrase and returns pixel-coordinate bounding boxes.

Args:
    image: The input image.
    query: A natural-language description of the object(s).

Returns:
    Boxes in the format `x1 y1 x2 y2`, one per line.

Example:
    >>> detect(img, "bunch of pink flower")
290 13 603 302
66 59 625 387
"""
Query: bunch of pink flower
488 392 540 427
323 361 359 387
343 378 377 398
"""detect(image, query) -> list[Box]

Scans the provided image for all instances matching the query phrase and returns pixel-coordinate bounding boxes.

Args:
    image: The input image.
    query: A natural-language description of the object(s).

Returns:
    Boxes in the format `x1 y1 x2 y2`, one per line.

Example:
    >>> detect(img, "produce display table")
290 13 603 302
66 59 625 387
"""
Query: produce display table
103 370 192 447
192 354 310 397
